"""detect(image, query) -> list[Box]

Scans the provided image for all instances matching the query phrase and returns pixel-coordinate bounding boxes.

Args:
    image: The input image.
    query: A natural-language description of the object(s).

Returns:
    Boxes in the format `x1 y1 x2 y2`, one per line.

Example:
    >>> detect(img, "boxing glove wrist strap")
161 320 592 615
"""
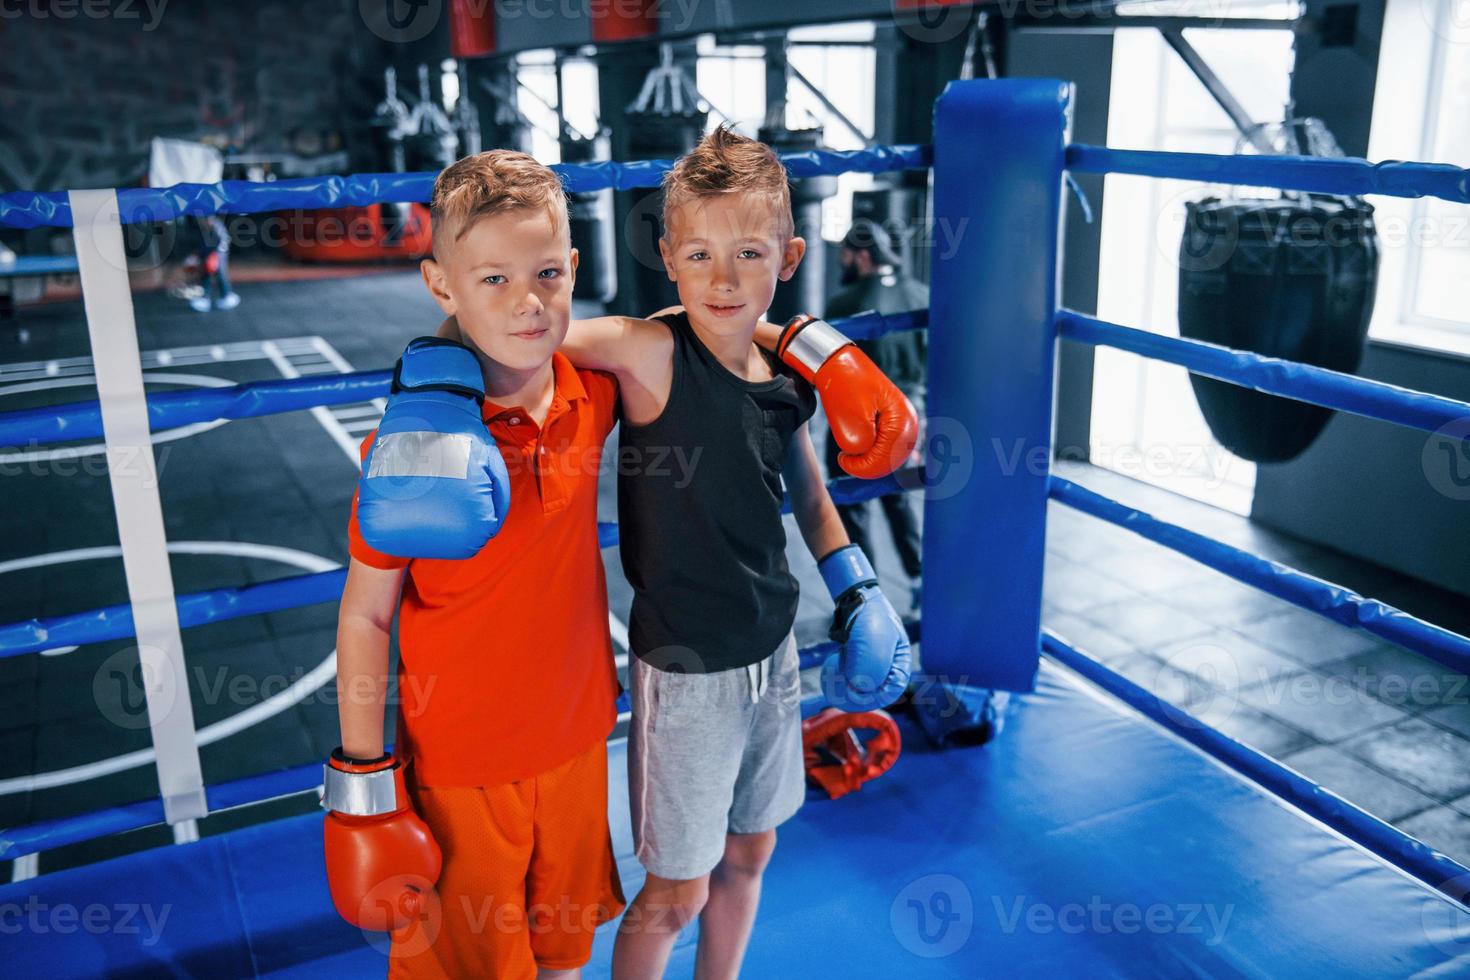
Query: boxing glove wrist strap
778 315 851 377
322 747 405 817
819 544 880 603
392 337 484 401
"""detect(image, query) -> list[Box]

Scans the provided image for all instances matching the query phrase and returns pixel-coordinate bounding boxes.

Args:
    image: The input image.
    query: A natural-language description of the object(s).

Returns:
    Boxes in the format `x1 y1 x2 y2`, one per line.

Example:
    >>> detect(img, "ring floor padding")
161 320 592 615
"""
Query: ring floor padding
4 659 1467 978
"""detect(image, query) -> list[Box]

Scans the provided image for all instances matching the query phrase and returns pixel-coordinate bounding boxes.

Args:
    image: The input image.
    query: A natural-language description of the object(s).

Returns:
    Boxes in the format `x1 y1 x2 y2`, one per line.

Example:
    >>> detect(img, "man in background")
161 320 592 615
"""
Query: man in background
823 219 928 611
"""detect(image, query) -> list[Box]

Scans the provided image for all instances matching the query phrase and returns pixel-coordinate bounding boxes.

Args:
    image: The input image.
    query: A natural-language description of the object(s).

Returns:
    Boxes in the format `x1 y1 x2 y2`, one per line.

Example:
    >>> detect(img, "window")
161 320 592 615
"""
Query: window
787 22 878 241
696 24 878 241
560 57 601 143
515 49 561 164
441 59 460 114
1092 25 1297 513
1368 0 1470 353
695 35 767 130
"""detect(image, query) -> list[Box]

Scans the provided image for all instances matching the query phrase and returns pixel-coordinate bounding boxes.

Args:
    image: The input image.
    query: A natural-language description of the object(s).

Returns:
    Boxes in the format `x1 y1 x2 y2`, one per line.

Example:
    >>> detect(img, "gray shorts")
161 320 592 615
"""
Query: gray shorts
628 633 806 881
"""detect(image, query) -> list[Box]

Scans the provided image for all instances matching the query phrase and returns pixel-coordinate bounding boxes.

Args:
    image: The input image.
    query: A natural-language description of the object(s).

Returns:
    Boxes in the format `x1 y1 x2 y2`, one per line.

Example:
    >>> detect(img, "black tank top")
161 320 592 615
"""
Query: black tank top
618 312 816 673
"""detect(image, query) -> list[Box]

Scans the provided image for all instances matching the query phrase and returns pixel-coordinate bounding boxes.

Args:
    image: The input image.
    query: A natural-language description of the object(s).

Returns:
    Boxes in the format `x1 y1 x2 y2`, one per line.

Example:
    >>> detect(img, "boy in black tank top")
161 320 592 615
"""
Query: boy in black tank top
600 129 911 979
440 129 916 978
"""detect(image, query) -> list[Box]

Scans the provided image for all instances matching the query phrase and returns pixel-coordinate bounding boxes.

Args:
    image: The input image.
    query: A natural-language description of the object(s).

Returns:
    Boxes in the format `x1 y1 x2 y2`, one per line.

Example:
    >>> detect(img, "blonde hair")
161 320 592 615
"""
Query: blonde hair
430 149 569 258
662 126 793 239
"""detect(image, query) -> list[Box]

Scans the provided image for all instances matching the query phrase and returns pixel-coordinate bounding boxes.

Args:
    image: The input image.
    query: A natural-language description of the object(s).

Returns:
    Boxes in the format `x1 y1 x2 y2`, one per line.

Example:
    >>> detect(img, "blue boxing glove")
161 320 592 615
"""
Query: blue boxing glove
357 337 510 559
819 545 912 712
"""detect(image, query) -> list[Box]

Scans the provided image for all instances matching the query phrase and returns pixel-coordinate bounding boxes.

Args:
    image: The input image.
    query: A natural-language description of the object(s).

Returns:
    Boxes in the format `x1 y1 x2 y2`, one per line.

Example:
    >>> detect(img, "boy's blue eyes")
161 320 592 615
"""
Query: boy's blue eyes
482 269 561 284
688 250 761 260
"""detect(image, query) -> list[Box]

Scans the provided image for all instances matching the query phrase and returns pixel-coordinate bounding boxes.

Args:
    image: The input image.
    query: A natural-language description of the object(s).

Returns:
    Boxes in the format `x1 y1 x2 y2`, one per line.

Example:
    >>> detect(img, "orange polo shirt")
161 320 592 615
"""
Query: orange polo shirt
347 353 620 787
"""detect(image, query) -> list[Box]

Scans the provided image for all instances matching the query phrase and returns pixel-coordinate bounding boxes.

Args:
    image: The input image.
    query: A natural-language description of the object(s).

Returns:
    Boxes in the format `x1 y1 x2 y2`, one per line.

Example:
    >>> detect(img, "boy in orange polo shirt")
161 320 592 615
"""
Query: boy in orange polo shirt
433 129 915 978
322 151 623 979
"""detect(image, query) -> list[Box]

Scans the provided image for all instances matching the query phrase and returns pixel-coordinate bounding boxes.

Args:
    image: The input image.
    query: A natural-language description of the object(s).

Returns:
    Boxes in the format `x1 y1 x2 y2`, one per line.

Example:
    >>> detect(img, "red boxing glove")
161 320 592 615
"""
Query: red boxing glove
802 707 902 800
322 749 442 932
777 314 919 479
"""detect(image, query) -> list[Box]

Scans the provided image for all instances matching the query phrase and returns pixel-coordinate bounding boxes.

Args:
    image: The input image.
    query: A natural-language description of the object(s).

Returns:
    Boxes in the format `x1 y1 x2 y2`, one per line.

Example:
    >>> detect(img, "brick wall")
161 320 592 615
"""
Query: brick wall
0 1 391 193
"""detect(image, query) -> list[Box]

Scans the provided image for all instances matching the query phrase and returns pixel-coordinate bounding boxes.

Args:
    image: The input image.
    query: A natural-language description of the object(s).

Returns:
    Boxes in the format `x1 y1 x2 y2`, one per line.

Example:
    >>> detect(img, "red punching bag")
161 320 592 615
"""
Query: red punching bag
448 0 495 59
592 0 656 43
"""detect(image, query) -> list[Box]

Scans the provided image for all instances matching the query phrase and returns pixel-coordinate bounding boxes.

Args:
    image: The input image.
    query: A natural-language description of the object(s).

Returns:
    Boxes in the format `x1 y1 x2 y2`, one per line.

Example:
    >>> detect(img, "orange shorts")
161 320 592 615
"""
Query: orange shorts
387 740 626 980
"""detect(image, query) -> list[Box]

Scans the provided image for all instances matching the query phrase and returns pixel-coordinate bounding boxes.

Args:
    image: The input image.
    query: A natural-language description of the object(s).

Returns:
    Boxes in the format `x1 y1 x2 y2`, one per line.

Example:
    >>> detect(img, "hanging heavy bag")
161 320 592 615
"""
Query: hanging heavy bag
1177 194 1378 463
563 130 618 304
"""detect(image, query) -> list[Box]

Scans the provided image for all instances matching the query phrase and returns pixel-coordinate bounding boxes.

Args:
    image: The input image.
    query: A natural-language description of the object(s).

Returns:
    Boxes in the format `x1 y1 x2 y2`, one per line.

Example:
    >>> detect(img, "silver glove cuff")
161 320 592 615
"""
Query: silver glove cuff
321 759 402 817
783 317 851 373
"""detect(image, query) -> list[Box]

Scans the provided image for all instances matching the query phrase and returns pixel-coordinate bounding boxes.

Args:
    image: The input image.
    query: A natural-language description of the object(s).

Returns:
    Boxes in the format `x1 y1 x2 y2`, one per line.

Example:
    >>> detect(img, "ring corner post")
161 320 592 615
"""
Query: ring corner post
923 78 1071 697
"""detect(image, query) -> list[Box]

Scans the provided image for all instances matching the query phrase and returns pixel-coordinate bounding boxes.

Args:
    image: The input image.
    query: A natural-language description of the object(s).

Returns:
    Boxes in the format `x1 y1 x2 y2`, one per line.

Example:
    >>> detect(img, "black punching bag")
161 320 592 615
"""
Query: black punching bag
759 123 837 324
1177 195 1378 463
623 110 707 316
562 130 617 304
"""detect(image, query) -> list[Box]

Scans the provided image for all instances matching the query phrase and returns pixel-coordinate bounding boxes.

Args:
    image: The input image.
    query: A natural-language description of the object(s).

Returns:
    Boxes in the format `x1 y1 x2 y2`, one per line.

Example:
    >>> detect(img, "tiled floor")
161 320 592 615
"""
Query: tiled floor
1041 459 1470 868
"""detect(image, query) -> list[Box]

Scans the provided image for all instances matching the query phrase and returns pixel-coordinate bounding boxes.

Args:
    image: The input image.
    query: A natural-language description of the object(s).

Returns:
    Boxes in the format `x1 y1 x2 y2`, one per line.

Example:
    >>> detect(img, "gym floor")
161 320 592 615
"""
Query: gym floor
1 267 1467 886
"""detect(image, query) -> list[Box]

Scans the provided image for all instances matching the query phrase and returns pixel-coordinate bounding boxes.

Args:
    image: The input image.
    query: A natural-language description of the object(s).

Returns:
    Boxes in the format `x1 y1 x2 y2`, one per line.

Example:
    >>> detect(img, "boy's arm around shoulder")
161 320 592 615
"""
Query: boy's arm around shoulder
434 313 671 392
561 314 673 389
646 305 784 352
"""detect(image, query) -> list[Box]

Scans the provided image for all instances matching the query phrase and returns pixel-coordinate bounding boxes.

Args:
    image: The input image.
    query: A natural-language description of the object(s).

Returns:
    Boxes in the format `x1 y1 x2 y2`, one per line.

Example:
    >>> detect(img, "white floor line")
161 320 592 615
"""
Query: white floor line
311 335 386 414
3 337 636 834
0 649 340 796
0 540 340 796
0 338 309 382
331 404 384 420
0 372 234 463
0 335 382 465
0 540 342 578
259 340 363 465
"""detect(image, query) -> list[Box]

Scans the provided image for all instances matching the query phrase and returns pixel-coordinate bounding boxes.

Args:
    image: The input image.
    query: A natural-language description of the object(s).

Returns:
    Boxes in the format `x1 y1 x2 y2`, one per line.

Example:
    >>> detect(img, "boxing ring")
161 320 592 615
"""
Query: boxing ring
3 78 1470 975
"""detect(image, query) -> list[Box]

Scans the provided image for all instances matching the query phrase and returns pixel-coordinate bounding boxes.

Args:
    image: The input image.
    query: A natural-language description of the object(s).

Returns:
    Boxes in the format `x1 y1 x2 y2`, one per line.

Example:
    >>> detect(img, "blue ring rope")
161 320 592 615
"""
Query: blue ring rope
1066 145 1470 204
8 140 1465 230
1042 630 1470 904
0 468 923 659
0 145 933 229
0 311 926 450
0 635 879 859
1058 311 1470 438
19 306 1461 460
0 371 393 450
1049 476 1470 676
0 569 346 658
